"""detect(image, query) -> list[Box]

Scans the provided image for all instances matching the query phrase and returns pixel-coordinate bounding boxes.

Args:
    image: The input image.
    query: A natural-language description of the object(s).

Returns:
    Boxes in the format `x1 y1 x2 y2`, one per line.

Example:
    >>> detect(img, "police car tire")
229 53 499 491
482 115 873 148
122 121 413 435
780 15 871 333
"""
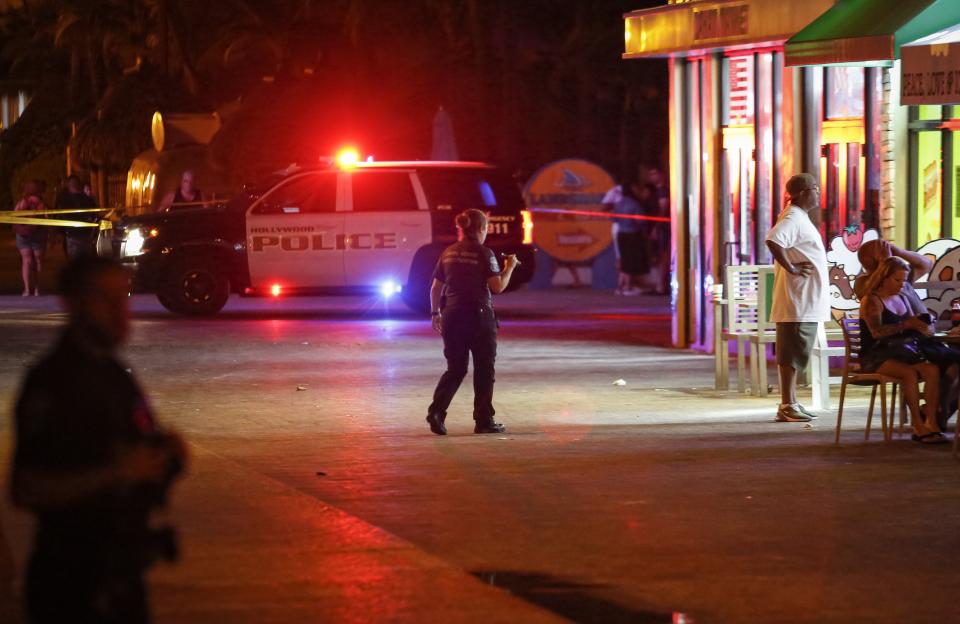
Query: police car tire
401 281 431 315
402 249 441 315
157 258 230 316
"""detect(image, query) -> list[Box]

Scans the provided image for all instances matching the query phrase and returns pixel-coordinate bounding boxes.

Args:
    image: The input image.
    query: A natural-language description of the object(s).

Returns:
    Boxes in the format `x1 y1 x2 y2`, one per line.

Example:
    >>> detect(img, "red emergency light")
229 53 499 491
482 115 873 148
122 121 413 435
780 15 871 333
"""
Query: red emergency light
336 148 360 168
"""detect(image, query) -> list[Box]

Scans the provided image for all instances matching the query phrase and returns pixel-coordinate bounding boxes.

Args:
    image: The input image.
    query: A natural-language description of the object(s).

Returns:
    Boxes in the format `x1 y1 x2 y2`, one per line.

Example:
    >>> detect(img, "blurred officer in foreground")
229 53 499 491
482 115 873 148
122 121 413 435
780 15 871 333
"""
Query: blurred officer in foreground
9 256 187 624
426 209 519 435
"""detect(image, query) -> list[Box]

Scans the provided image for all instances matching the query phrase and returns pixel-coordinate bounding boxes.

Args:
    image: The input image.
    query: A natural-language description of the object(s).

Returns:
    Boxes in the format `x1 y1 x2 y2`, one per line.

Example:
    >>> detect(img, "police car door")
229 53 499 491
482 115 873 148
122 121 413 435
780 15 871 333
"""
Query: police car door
343 170 431 288
246 172 345 289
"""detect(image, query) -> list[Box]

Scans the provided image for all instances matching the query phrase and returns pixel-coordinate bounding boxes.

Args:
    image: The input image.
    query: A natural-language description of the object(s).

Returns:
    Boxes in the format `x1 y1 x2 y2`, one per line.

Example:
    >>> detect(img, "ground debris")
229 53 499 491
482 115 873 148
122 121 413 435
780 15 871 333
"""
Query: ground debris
296 385 308 391
612 378 627 386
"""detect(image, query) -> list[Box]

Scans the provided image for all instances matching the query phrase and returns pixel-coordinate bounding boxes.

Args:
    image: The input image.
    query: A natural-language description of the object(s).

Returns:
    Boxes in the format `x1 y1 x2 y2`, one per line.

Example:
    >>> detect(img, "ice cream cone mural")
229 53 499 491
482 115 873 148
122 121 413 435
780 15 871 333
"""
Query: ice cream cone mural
914 238 960 322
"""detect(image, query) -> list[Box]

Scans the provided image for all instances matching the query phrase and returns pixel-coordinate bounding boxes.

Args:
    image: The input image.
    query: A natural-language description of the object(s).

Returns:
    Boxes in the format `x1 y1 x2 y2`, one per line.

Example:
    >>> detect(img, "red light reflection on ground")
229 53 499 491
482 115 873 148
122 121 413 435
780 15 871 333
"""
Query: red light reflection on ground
587 313 672 322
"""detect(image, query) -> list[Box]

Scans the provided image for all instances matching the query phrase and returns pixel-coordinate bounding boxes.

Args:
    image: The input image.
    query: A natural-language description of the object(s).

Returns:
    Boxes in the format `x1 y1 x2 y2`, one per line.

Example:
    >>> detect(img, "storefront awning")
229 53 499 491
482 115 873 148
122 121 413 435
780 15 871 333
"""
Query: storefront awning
901 24 960 105
623 0 834 59
784 0 960 67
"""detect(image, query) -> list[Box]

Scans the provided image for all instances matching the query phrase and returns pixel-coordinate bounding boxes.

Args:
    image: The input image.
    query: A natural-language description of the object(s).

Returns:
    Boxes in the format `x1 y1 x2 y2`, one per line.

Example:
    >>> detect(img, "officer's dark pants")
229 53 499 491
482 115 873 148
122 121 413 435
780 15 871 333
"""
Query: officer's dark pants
26 541 149 624
429 305 497 424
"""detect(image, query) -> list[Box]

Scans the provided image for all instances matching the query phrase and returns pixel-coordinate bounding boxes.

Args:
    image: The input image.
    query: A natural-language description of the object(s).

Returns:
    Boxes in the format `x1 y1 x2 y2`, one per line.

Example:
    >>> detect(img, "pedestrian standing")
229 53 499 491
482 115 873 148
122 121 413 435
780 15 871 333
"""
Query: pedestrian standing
56 175 98 258
602 180 625 293
158 170 204 212
611 182 648 295
645 167 670 295
10 256 187 624
764 173 831 422
13 180 49 296
426 209 519 435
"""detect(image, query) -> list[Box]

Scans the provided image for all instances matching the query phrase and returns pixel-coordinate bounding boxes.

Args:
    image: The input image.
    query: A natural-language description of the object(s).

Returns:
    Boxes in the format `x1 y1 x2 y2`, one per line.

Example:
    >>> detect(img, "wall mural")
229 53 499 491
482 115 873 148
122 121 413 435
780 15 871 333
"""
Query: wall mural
825 225 878 315
915 237 960 322
824 224 960 322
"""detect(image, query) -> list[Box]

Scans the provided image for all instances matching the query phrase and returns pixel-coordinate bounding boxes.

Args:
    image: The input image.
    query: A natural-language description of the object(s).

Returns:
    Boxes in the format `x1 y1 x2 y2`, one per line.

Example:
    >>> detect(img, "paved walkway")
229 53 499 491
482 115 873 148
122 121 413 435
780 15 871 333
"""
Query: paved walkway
1 292 958 623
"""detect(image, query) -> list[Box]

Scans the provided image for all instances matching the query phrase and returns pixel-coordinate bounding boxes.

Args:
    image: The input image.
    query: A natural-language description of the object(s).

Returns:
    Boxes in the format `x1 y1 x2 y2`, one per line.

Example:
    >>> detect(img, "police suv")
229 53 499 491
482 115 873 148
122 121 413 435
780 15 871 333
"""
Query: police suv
102 161 536 315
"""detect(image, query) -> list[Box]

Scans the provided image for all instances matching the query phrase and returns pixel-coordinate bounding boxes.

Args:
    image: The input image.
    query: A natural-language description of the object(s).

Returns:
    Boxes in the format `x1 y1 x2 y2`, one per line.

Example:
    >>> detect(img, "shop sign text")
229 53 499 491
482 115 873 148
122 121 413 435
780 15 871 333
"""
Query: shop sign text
902 42 960 105
693 4 748 43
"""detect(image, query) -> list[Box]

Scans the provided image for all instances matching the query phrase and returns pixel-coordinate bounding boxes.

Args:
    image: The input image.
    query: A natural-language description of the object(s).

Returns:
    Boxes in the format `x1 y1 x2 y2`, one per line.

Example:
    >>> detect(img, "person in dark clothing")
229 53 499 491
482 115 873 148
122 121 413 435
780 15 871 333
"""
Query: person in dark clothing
611 182 649 294
9 256 187 624
426 208 519 435
158 170 204 212
56 175 99 258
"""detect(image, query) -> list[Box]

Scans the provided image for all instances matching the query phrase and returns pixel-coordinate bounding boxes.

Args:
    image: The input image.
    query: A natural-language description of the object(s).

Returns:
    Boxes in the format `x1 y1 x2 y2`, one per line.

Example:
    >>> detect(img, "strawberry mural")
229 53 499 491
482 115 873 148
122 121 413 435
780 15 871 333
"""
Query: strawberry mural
826 226 879 315
841 224 864 252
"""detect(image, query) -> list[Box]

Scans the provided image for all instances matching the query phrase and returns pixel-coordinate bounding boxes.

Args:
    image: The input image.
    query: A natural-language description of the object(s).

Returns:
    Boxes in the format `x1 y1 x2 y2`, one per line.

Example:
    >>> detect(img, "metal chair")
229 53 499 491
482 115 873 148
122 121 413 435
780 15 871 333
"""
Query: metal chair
835 315 902 443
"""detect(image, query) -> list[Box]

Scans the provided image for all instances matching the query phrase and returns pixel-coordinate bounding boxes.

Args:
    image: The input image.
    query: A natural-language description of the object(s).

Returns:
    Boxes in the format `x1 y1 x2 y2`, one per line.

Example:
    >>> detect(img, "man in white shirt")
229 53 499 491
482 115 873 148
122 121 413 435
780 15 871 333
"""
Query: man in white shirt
765 173 831 422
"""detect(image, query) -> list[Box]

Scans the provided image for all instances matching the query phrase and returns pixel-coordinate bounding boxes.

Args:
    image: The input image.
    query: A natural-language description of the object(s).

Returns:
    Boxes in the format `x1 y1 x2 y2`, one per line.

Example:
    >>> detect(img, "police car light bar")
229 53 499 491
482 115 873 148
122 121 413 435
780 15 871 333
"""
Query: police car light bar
336 148 360 168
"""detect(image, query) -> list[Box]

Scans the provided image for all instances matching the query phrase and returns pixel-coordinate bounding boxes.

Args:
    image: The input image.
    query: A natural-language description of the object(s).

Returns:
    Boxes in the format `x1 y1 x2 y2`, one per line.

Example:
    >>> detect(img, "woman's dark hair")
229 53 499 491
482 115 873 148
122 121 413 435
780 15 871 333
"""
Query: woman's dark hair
455 209 488 242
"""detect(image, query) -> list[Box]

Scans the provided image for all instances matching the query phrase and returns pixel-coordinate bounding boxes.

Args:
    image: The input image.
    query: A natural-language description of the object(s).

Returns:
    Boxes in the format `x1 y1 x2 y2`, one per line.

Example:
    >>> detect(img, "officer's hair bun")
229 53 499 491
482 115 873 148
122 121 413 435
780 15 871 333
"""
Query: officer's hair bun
456 209 487 241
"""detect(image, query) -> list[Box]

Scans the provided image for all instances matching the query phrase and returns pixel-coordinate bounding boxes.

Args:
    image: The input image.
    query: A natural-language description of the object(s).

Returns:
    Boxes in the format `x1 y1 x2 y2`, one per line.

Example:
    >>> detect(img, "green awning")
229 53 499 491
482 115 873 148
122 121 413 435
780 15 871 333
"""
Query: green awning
785 0 960 67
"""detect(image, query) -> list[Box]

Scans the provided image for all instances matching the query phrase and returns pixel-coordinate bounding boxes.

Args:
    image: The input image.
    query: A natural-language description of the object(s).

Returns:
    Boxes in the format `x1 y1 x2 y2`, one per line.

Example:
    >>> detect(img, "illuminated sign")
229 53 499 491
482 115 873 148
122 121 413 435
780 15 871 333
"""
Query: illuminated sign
693 4 749 43
523 159 614 263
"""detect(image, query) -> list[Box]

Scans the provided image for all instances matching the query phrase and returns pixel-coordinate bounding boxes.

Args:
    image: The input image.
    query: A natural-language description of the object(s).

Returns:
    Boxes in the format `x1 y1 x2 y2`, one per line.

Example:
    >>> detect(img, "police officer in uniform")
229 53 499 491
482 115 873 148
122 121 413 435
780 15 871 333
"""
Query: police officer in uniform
10 256 187 624
426 208 519 435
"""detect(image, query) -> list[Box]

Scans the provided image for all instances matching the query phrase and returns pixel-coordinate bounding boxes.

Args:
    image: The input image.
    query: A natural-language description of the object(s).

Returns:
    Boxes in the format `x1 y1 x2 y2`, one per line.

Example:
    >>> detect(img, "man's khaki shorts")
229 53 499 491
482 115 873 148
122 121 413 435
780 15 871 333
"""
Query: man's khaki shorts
775 322 818 372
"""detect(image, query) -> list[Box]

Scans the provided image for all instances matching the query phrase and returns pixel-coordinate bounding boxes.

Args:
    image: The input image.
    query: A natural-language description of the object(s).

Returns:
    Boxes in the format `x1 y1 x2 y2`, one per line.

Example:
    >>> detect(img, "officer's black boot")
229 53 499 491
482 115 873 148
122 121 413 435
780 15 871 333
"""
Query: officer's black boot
473 420 506 434
426 412 447 435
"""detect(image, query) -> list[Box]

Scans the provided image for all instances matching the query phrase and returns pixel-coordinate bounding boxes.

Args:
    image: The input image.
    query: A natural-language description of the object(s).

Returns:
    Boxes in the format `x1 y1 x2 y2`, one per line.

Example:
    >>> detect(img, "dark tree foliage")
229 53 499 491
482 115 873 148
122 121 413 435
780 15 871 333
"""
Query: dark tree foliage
0 0 667 204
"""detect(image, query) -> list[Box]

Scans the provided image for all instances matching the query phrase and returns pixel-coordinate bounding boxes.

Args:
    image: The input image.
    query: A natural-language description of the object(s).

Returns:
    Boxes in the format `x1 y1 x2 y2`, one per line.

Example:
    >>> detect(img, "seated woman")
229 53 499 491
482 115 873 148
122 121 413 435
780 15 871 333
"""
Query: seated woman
859 256 946 444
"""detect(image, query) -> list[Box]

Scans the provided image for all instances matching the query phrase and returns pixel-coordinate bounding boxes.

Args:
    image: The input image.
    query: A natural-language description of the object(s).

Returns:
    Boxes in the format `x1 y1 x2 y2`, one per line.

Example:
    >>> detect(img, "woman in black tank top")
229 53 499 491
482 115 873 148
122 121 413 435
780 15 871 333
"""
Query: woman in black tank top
859 256 946 443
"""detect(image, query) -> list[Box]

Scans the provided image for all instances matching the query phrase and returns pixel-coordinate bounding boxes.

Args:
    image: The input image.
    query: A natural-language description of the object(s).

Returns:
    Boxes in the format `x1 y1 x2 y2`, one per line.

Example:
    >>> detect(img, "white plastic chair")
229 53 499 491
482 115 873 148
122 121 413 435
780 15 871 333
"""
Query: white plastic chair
719 265 760 393
810 321 846 409
749 266 776 396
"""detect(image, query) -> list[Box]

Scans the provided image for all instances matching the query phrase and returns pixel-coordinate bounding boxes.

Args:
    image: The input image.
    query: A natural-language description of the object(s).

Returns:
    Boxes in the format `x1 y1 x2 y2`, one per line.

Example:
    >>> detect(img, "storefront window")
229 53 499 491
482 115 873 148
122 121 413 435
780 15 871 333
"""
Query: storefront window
723 55 754 126
917 130 942 244
918 105 943 121
825 67 864 119
720 54 756 264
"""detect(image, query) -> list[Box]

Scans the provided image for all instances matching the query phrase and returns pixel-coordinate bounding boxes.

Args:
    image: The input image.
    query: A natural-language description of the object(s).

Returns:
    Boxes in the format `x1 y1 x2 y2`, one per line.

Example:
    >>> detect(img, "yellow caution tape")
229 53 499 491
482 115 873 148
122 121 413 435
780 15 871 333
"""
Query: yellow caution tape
0 207 111 216
0 206 114 228
0 216 100 227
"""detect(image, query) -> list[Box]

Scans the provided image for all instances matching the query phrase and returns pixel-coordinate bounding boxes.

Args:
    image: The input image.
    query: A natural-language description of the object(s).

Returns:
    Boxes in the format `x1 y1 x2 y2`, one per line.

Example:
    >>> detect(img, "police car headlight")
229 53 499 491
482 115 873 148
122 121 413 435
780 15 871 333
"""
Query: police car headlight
123 227 146 257
379 280 402 298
